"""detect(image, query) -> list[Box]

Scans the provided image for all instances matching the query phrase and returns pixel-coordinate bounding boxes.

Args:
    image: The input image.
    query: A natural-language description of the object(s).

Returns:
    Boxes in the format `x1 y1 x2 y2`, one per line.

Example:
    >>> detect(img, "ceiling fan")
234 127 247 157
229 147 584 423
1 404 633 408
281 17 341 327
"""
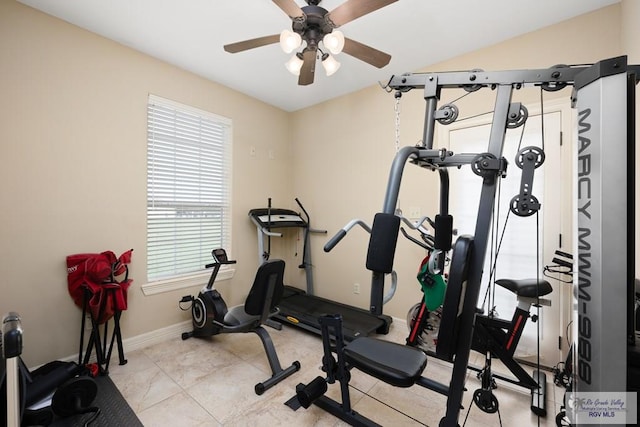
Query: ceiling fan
223 0 398 85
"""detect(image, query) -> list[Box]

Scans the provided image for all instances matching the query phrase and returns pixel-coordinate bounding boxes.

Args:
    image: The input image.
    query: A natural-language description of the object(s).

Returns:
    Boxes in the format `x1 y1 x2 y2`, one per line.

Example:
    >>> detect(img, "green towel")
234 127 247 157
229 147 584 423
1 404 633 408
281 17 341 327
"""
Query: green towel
417 255 446 311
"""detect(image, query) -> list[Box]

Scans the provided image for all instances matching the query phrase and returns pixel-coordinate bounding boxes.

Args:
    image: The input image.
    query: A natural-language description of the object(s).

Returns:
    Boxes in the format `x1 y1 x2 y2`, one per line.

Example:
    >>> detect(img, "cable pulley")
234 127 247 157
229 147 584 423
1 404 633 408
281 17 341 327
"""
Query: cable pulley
515 146 545 169
506 103 528 129
509 194 540 217
510 145 544 216
472 388 499 413
471 153 506 178
541 64 570 92
436 104 459 125
462 69 484 93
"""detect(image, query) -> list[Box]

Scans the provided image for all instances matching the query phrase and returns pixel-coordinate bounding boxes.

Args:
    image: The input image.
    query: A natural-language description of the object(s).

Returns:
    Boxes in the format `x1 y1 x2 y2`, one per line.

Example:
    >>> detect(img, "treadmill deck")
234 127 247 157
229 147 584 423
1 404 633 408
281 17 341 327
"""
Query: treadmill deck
273 286 392 341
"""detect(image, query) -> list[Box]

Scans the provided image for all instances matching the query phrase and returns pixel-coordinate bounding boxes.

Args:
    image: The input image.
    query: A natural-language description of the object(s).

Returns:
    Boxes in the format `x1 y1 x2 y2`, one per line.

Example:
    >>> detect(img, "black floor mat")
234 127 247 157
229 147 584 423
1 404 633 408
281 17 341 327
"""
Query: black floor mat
49 375 142 427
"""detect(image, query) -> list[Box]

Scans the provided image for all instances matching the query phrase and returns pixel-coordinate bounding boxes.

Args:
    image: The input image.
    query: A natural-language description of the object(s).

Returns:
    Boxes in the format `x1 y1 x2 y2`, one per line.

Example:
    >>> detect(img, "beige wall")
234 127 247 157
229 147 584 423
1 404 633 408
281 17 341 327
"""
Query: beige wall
0 0 293 366
1 0 636 367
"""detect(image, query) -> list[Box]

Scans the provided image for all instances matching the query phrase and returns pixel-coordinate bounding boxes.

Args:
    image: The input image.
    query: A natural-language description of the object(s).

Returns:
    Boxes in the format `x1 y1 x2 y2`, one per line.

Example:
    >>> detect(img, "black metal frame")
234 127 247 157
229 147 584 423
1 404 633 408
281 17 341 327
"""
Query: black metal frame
79 284 127 376
289 56 637 426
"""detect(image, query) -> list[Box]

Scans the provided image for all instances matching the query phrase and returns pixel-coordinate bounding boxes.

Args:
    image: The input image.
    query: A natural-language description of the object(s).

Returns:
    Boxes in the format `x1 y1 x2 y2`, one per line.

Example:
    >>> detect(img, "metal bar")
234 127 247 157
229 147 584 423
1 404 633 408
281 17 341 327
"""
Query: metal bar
442 84 514 426
381 146 420 213
388 65 597 91
422 97 438 149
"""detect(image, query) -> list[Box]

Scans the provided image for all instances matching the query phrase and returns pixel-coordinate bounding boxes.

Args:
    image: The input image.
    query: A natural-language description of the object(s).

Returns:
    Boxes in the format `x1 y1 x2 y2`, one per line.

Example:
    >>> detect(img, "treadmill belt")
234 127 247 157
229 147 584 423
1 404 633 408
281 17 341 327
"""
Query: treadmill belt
275 291 388 340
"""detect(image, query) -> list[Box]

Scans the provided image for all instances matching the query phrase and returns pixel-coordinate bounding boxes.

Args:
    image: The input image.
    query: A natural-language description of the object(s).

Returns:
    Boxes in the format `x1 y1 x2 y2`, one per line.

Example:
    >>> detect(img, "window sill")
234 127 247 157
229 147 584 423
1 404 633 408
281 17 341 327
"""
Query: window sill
141 268 235 296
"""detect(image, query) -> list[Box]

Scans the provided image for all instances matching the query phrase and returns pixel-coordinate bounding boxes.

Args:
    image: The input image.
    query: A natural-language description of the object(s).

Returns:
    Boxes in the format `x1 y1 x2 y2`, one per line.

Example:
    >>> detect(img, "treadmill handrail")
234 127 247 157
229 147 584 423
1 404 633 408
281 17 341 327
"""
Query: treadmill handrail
249 215 283 237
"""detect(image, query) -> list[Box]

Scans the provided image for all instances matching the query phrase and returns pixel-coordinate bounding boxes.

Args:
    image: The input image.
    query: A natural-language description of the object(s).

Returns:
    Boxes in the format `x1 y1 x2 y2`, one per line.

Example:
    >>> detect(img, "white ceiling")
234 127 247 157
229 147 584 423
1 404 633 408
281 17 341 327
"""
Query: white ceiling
18 0 619 112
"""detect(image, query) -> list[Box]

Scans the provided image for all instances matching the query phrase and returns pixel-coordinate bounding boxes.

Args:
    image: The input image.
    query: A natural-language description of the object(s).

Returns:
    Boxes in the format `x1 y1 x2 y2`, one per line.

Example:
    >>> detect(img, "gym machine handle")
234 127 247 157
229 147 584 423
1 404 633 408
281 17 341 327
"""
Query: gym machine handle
324 219 372 252
2 312 22 359
205 259 237 269
399 214 435 232
2 312 23 427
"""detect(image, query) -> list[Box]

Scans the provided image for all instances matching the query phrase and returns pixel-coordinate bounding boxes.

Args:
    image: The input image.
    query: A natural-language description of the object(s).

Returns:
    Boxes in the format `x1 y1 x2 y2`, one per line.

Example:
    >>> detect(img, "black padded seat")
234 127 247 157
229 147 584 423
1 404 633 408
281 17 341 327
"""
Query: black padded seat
495 278 552 298
343 337 427 387
224 306 259 327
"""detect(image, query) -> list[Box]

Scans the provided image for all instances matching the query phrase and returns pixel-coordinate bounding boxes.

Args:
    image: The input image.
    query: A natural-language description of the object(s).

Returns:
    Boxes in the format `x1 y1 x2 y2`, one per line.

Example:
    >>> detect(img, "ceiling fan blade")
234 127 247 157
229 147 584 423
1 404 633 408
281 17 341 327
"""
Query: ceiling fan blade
272 0 305 19
327 0 398 28
342 37 391 68
223 34 280 53
298 49 317 86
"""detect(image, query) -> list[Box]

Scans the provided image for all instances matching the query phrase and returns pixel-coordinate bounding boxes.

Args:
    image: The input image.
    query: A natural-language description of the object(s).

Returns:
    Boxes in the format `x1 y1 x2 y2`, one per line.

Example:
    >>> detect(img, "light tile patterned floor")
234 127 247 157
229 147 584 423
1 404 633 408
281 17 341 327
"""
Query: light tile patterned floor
108 320 565 426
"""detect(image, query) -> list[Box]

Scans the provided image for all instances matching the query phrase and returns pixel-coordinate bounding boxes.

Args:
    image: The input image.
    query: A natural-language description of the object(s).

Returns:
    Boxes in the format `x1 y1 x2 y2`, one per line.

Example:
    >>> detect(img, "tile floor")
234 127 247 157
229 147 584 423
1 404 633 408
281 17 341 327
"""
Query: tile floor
108 320 565 426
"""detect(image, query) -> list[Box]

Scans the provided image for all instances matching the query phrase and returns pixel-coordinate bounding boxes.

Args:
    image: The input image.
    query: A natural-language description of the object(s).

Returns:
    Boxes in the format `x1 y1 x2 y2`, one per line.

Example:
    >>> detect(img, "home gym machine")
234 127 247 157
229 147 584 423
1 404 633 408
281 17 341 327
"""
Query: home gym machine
249 198 393 340
288 56 638 427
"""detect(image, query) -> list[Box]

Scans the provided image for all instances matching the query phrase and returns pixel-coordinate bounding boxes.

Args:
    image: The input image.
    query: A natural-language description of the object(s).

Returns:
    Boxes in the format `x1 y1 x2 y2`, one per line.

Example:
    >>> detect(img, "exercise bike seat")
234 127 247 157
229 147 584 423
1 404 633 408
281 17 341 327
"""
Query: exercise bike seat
223 306 279 327
224 306 260 327
344 337 428 387
495 278 552 298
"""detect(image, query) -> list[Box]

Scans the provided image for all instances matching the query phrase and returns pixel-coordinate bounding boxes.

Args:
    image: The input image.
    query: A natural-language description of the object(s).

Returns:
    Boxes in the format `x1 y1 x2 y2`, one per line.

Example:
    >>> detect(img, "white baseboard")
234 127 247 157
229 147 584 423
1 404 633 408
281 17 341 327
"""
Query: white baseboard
61 316 408 366
60 320 192 366
121 320 192 353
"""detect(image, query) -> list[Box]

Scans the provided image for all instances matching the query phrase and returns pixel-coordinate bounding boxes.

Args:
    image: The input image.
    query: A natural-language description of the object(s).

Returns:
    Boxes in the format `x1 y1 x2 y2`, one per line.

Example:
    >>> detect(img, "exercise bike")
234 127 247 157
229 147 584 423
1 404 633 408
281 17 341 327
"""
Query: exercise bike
179 248 300 395
181 248 236 338
403 224 551 417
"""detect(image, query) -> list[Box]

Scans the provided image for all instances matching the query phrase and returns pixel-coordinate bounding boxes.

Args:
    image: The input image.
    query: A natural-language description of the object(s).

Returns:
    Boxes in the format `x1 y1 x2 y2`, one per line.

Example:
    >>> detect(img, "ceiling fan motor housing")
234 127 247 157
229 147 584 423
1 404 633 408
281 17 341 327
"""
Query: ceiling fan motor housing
293 5 335 50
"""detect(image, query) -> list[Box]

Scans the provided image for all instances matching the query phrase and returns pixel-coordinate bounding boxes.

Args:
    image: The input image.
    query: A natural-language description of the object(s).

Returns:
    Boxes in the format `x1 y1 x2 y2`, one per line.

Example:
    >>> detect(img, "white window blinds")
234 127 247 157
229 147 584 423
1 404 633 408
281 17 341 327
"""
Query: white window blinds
147 95 232 282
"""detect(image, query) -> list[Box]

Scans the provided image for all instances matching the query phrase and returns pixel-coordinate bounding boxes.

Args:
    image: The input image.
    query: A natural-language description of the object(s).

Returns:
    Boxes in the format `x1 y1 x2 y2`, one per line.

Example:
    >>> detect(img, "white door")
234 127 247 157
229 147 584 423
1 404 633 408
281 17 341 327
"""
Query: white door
446 110 563 368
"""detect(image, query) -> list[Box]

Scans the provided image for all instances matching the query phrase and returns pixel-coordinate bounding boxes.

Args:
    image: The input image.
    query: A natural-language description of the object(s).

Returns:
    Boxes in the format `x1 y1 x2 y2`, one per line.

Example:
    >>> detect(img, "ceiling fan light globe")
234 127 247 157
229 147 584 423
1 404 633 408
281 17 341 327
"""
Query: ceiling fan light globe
279 29 302 53
323 30 345 55
285 54 304 76
322 54 341 76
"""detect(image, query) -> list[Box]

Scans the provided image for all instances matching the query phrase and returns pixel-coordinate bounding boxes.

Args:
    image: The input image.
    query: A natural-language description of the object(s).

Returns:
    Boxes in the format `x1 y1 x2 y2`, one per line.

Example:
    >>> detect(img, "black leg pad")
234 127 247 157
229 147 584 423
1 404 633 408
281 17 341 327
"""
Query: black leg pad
296 376 328 409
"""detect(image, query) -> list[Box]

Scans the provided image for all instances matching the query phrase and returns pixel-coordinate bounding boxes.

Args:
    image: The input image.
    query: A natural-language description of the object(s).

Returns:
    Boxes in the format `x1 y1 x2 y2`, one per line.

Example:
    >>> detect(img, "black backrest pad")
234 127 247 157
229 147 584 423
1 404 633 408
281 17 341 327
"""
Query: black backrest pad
435 235 473 362
434 214 453 251
244 259 285 317
366 213 401 274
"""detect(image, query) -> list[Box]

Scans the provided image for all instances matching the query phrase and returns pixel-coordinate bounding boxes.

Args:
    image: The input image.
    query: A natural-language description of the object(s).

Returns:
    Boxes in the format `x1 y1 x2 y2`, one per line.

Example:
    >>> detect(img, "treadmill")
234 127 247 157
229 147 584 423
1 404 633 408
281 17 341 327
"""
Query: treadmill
248 199 392 341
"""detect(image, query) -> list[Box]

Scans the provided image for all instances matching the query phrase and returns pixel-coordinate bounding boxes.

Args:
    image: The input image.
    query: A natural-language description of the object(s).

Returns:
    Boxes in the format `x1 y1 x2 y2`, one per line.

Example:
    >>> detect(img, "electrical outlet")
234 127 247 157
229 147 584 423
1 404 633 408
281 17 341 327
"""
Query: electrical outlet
409 206 421 219
353 283 360 294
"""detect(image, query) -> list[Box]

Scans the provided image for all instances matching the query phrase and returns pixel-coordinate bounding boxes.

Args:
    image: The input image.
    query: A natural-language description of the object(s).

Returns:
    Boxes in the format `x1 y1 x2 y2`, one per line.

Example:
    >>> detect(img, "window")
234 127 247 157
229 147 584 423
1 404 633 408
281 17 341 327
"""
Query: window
146 95 232 287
